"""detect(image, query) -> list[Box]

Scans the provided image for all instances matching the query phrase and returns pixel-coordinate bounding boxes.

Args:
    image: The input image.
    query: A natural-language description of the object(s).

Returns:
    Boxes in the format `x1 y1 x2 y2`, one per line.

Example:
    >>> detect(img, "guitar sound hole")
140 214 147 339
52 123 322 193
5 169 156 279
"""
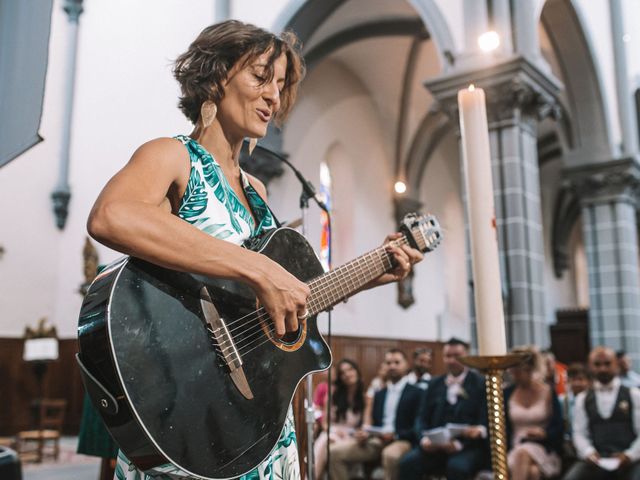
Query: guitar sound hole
278 325 302 345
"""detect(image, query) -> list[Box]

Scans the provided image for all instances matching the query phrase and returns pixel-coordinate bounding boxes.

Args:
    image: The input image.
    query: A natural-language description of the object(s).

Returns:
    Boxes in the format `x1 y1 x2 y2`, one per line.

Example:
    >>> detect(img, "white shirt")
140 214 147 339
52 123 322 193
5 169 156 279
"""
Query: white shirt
445 369 468 405
382 376 409 433
572 376 640 461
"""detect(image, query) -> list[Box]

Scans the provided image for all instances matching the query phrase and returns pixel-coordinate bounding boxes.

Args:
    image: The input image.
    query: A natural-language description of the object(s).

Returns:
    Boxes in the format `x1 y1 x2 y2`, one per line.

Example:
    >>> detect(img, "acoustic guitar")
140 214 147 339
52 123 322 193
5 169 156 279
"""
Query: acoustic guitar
77 212 442 479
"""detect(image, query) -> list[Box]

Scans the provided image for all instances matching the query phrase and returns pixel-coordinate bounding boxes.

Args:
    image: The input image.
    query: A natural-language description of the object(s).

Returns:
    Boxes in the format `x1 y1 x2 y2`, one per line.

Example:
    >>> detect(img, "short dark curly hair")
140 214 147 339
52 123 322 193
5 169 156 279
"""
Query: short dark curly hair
173 20 305 127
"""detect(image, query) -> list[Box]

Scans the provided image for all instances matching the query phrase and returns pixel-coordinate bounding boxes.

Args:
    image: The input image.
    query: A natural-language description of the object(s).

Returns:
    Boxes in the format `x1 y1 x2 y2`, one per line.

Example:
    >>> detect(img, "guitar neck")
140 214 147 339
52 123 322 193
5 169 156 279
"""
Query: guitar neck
306 236 412 315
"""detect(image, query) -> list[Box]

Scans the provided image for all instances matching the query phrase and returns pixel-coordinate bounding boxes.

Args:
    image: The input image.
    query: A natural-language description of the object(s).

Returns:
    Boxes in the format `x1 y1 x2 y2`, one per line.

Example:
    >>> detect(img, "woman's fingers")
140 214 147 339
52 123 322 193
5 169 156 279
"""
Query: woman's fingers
284 310 299 336
269 309 287 337
401 244 424 264
387 245 411 279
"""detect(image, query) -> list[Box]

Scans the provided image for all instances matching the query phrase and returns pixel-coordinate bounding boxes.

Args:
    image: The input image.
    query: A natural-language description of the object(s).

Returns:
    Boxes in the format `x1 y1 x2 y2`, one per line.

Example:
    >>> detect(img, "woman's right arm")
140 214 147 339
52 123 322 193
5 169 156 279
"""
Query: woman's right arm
87 138 309 336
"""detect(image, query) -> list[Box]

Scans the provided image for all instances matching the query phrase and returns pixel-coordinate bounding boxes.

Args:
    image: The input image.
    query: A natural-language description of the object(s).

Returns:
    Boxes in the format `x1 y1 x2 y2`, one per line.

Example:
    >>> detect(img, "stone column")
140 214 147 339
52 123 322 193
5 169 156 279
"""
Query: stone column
425 57 561 348
51 0 84 229
567 158 640 361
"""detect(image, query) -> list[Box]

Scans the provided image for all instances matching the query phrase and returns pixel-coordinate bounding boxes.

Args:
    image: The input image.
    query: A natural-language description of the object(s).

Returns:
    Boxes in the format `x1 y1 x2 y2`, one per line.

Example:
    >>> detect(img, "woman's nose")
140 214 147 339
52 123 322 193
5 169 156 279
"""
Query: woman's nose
263 82 280 109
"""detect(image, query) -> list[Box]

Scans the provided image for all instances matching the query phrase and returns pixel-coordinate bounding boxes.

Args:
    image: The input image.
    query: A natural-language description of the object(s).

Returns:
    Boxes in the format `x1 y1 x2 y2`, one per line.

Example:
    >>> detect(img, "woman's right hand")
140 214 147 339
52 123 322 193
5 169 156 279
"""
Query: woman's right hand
251 254 310 337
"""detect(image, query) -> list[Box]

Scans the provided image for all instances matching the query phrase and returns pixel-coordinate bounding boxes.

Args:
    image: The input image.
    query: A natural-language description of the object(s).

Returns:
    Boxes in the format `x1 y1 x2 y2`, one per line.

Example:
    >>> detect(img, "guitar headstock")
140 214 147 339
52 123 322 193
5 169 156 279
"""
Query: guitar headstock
399 213 443 253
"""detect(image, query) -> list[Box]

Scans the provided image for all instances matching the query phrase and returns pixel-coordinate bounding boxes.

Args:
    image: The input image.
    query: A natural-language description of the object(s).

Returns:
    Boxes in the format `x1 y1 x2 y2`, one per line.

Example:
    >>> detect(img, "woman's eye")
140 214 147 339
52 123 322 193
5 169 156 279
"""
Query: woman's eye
254 74 265 82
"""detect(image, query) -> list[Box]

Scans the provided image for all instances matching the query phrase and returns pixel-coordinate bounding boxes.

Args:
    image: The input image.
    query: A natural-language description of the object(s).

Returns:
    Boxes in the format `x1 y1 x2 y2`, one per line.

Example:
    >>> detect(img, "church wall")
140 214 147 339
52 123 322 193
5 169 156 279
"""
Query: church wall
622 0 640 77
276 60 451 341
432 0 464 52
0 0 216 337
418 133 470 342
540 158 580 323
572 0 621 153
1 0 639 343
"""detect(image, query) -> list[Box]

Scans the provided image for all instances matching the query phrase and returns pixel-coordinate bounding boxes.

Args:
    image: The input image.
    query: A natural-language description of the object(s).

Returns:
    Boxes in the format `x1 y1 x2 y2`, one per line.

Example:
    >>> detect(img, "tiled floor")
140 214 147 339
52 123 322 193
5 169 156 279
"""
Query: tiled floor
20 436 101 480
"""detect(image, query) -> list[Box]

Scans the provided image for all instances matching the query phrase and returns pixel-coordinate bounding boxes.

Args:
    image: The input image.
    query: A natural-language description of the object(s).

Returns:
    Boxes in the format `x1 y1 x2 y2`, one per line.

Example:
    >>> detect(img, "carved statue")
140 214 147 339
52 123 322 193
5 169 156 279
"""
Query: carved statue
80 237 99 296
24 317 58 339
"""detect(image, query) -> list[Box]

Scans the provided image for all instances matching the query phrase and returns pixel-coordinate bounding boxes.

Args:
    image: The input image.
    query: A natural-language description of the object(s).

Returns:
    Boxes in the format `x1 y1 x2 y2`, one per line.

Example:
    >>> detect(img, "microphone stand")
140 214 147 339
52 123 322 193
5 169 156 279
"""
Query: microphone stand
276 153 330 480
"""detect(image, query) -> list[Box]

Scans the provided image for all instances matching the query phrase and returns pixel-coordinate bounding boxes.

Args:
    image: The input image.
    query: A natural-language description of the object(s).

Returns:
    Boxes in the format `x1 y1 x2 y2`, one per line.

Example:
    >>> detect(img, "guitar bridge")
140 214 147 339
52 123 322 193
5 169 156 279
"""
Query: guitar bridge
200 287 254 400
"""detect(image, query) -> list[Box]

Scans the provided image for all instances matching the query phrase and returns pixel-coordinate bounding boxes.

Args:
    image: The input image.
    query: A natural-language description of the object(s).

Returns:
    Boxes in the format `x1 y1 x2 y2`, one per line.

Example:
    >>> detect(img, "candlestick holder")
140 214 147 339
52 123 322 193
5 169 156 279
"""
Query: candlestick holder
459 353 530 480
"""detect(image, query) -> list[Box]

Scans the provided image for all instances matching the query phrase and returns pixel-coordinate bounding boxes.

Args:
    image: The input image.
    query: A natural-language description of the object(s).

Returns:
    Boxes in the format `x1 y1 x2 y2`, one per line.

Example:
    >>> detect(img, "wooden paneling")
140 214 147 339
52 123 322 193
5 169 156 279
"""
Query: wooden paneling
317 335 445 386
0 338 84 435
2 333 443 466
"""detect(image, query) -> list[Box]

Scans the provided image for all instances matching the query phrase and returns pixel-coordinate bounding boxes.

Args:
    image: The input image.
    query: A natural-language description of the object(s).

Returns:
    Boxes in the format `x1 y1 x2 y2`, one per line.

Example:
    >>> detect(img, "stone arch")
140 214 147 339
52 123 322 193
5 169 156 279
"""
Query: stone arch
272 0 456 69
540 0 614 161
541 0 615 278
404 110 452 193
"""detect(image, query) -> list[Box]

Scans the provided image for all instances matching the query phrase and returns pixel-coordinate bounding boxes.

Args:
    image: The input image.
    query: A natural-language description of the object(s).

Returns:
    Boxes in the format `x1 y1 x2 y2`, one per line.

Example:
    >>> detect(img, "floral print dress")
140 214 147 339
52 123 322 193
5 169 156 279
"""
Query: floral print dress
114 135 299 480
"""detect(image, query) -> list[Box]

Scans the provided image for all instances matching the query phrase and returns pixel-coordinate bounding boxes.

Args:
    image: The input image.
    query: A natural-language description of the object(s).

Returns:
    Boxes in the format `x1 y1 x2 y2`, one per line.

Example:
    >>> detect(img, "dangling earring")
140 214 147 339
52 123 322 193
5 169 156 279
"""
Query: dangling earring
248 138 258 155
200 101 217 128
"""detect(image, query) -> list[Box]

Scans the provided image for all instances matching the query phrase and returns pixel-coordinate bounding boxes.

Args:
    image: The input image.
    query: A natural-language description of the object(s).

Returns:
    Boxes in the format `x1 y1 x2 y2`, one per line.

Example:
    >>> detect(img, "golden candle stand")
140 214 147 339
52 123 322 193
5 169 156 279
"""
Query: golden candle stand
459 353 530 480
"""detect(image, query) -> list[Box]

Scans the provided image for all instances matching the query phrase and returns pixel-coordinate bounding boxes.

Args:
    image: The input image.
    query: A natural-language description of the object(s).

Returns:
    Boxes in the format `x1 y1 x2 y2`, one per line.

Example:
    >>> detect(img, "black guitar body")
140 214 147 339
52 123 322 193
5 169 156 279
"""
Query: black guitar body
77 227 331 479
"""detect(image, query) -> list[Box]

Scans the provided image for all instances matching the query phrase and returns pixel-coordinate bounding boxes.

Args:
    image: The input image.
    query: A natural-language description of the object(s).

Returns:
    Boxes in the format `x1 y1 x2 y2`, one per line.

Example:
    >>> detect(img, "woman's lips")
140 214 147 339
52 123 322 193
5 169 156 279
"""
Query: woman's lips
256 109 271 122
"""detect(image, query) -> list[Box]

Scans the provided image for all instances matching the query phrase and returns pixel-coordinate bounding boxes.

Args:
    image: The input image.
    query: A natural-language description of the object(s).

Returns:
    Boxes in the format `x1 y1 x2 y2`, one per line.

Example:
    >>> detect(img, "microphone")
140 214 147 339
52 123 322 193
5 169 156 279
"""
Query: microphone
241 139 329 212
280 156 329 213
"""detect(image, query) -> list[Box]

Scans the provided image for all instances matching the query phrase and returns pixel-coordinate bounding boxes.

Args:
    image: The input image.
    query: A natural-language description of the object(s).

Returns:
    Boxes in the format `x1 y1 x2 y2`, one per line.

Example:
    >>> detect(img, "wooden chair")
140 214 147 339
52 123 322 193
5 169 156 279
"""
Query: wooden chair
16 398 66 463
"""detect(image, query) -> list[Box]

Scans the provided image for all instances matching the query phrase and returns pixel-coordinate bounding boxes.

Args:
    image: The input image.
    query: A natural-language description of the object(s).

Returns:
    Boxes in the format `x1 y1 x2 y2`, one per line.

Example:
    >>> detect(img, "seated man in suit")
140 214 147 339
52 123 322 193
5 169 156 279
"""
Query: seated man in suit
406 346 433 391
563 346 640 480
399 337 489 480
328 348 422 480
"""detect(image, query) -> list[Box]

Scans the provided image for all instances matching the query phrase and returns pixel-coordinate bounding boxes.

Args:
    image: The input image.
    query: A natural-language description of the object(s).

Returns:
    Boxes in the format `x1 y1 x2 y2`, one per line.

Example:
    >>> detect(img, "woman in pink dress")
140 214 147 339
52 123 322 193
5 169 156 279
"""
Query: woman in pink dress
314 359 365 479
505 347 564 480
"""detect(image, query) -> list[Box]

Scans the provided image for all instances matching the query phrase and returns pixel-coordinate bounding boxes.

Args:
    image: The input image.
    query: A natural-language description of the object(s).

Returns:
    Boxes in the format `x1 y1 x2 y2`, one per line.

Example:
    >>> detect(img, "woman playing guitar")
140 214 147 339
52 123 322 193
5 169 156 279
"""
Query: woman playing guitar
86 20 423 480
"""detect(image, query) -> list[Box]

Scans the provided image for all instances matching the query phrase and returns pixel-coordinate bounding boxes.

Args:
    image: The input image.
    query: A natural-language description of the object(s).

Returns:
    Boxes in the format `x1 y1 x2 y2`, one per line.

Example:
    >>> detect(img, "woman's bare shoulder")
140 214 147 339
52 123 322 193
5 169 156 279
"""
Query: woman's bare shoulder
130 137 189 164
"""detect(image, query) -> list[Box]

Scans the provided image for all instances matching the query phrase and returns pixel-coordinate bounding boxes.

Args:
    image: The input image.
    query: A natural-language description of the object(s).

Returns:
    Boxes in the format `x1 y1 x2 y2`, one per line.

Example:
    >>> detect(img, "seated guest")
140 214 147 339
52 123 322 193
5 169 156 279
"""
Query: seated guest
560 363 591 458
313 369 330 428
328 348 422 480
542 349 568 397
314 359 365 479
406 347 433 390
399 337 489 480
617 350 640 389
505 346 563 480
563 346 640 480
363 360 389 430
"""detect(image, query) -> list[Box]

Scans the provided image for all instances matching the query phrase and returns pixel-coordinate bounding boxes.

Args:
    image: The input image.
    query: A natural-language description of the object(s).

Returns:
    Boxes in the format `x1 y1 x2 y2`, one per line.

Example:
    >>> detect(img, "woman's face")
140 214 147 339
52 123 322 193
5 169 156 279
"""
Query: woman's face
338 362 359 387
217 50 286 140
510 364 534 386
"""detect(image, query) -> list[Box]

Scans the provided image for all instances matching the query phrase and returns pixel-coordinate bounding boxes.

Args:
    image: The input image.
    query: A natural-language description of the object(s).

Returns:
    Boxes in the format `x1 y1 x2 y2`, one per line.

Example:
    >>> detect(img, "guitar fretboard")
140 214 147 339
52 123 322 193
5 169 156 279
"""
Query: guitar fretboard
306 231 426 315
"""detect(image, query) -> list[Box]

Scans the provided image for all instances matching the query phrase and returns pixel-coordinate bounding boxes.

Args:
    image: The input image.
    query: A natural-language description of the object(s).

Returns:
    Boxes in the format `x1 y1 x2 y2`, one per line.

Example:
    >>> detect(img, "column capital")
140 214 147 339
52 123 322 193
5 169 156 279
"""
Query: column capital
565 156 640 205
424 56 562 127
63 0 84 22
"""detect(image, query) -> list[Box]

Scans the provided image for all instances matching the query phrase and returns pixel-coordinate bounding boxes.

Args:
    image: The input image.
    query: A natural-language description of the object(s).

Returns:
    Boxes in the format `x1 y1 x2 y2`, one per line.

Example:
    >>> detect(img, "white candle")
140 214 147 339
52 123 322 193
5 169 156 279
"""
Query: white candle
458 85 507 356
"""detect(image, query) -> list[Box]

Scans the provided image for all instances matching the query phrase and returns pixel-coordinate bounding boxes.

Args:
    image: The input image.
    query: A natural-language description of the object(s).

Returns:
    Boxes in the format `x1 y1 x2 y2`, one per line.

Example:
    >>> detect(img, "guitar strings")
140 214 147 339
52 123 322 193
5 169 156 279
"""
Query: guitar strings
214 248 393 358
218 245 389 340
223 248 398 357
231 231 437 357
215 241 404 357
212 237 409 337
220 243 394 339
215 250 390 357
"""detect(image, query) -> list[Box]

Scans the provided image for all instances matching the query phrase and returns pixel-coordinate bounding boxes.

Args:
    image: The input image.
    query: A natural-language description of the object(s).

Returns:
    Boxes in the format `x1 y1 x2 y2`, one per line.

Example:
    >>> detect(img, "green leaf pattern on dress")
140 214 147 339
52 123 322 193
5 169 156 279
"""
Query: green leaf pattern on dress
113 135 299 480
